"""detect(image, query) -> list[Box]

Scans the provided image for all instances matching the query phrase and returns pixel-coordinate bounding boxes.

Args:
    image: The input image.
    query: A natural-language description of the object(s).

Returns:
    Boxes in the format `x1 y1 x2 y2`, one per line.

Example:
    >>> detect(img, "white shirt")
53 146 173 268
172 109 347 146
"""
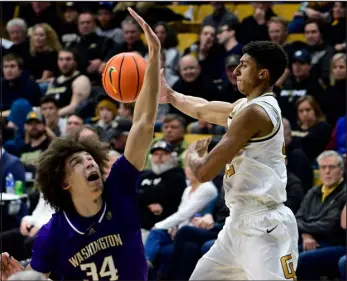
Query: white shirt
155 181 218 230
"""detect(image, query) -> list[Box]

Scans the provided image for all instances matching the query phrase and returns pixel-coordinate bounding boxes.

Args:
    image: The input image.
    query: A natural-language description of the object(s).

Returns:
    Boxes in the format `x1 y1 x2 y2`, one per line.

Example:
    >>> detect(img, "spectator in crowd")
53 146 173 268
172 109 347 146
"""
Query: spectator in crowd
108 118 133 155
217 18 242 59
339 205 346 280
117 102 134 120
65 114 84 135
39 95 66 137
5 18 31 69
267 17 295 87
283 118 313 193
28 23 61 84
154 22 180 83
147 114 189 169
137 141 186 242
69 11 115 85
240 2 276 44
171 55 220 124
304 19 335 85
277 49 325 126
202 2 239 29
1 121 26 193
329 1 346 52
218 55 243 103
183 25 224 82
295 150 345 260
291 95 332 163
96 2 124 44
91 98 118 142
60 2 80 47
144 156 217 270
327 116 346 158
19 112 51 169
45 48 91 117
296 150 346 281
284 158 305 214
164 188 229 280
160 51 179 89
0 191 54 261
18 2 62 35
103 16 147 63
187 120 226 135
1 54 42 114
320 53 346 126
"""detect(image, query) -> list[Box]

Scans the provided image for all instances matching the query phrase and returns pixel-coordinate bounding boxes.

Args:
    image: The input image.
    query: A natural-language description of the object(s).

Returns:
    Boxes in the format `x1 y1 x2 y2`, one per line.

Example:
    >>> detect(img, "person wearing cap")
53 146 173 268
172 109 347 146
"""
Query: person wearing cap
137 140 186 243
107 118 133 155
19 112 51 168
277 49 325 126
96 2 124 44
60 2 80 47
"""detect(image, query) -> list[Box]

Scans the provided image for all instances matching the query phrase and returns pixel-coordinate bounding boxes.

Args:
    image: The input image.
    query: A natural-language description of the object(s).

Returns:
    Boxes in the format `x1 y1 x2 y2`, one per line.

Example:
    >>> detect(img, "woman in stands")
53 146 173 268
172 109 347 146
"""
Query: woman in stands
291 95 333 164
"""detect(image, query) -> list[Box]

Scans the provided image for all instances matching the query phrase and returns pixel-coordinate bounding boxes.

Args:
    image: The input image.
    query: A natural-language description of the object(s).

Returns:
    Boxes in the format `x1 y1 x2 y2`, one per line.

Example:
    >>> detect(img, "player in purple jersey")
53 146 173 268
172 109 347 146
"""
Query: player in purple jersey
1 8 161 281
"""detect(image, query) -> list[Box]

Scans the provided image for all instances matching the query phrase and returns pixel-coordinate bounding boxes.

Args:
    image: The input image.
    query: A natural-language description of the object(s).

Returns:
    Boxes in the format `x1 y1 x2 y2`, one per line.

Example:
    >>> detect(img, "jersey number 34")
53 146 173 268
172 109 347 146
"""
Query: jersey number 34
81 255 118 281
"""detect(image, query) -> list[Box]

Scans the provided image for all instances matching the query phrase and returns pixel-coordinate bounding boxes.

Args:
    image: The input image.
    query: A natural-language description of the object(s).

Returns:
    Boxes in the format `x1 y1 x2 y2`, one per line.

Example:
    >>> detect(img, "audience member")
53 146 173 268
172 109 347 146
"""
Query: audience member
138 141 186 241
277 49 325 126
107 118 133 155
329 1 346 52
304 19 335 85
65 114 84 135
45 48 91 117
217 18 242 59
291 96 332 163
39 96 66 137
1 54 42 113
117 103 135 120
60 2 80 47
202 2 239 29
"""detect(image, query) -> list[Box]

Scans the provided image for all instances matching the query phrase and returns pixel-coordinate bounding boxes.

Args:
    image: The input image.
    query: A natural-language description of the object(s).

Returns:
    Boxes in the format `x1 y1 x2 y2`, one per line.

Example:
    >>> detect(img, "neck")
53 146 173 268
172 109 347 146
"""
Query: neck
35 45 44 52
73 196 103 217
30 134 47 147
190 180 201 191
48 117 58 127
246 85 273 101
225 38 237 51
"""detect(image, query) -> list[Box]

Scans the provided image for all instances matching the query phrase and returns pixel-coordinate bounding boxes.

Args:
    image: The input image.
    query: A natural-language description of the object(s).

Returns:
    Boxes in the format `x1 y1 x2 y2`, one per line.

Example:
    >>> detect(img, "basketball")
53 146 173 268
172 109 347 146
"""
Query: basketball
102 52 147 103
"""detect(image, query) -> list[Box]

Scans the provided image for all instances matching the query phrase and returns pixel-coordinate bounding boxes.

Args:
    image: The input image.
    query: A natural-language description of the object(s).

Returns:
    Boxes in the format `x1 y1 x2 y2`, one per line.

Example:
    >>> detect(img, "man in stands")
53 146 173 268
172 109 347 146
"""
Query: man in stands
296 150 346 280
40 96 66 137
45 48 91 117
138 141 186 242
64 114 84 135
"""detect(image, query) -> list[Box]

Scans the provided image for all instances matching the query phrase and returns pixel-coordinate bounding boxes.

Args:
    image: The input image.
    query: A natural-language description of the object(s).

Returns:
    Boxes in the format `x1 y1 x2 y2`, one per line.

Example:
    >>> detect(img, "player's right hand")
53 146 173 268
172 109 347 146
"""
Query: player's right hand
159 69 173 104
0 253 24 281
19 221 32 236
128 8 160 58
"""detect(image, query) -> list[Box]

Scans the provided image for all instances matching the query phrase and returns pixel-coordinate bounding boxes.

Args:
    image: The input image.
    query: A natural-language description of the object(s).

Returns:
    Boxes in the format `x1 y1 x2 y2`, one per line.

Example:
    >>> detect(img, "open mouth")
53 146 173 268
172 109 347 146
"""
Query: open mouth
87 172 100 182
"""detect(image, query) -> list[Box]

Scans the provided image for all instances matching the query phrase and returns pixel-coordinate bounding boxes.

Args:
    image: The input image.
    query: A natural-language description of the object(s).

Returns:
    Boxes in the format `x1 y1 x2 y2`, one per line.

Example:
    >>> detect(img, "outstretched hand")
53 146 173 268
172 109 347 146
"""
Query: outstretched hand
188 137 212 159
128 8 160 57
159 69 172 104
1 253 24 280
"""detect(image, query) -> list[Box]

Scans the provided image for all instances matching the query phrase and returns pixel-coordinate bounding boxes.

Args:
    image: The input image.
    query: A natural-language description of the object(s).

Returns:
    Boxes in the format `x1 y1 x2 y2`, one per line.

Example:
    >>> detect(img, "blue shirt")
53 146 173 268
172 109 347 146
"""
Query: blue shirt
30 156 147 280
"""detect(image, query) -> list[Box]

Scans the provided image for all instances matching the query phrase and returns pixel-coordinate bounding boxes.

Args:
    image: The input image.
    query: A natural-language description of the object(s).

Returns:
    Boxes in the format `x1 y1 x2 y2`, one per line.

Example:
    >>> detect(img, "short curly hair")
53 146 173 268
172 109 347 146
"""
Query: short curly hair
35 132 109 213
243 41 288 86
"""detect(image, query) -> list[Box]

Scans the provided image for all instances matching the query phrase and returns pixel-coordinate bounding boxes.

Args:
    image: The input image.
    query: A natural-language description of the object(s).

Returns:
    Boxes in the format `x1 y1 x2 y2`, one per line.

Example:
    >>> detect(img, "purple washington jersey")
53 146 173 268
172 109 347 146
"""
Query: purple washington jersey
30 156 147 280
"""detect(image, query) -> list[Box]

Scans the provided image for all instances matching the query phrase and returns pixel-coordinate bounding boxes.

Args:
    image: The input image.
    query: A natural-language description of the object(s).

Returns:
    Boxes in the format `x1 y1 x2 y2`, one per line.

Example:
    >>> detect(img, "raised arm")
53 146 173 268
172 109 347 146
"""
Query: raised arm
124 8 161 171
160 73 243 127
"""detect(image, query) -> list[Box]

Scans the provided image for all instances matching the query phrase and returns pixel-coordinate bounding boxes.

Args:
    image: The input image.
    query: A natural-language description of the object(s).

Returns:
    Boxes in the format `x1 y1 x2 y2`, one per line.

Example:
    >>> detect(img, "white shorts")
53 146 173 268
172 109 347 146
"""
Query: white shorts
190 203 299 280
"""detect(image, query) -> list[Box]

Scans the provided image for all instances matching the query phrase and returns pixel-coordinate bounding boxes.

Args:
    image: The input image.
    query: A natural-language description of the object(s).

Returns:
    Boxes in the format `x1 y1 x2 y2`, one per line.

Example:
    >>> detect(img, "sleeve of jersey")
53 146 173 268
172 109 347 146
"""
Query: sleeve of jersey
106 155 141 196
30 224 55 274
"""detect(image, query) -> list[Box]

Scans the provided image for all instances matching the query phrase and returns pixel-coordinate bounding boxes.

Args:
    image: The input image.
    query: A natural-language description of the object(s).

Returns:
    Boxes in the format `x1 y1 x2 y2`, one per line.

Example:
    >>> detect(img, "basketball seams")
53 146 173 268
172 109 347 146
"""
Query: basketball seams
131 56 140 100
118 54 125 101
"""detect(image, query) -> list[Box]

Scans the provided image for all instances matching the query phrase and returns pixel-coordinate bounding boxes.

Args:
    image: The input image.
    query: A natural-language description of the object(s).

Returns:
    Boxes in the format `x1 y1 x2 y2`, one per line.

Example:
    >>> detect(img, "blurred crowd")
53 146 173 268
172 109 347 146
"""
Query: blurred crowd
0 1 346 280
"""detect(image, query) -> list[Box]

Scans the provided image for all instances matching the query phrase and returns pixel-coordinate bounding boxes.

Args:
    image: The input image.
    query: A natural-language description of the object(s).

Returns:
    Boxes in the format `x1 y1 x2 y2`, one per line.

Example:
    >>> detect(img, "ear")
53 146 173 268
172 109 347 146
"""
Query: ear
259 69 270 80
62 182 70 190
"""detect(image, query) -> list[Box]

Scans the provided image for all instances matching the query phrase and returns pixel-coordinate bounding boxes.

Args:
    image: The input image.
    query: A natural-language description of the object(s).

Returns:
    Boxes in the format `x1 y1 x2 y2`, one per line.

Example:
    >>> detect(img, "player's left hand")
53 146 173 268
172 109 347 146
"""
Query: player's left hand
128 8 160 58
188 137 212 159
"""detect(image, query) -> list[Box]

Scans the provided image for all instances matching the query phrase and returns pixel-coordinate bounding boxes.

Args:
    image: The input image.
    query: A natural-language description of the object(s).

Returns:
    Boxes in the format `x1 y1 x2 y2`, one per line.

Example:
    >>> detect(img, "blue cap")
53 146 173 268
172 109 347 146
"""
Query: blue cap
150 141 174 154
292 49 311 64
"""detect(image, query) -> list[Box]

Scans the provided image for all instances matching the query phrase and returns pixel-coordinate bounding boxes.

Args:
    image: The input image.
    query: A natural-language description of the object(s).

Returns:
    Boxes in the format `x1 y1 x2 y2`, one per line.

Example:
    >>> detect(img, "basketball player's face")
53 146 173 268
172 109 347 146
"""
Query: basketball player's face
64 151 103 200
233 54 260 94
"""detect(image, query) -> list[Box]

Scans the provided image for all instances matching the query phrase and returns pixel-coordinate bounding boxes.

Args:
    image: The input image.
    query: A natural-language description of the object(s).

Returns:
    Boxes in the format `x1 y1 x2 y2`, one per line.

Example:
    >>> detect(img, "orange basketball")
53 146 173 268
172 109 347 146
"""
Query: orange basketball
102 52 147 103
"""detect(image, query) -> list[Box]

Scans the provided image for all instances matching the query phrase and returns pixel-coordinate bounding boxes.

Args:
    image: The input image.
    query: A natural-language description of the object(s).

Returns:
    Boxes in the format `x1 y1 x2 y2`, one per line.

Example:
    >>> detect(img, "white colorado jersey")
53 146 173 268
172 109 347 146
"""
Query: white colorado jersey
224 93 287 207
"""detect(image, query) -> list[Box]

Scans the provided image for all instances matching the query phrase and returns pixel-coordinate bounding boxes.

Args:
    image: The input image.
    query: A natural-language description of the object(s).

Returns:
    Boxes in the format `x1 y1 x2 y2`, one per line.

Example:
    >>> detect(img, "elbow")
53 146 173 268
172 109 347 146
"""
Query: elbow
195 167 213 183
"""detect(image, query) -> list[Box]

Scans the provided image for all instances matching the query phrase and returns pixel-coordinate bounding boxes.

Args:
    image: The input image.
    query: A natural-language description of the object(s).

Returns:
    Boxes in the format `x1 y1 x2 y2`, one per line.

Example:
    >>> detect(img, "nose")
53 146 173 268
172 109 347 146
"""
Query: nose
86 161 94 170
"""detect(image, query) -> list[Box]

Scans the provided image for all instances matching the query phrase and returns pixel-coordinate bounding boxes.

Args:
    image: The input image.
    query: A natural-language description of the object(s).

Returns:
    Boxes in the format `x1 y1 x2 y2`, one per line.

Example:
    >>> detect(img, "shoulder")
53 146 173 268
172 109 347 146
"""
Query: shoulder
107 155 140 181
35 213 61 244
73 75 91 86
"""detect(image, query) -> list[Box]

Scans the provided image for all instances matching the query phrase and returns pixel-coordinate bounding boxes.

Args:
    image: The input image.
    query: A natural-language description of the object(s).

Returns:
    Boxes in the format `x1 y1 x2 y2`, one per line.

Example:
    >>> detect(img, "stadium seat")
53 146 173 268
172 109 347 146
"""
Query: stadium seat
273 4 300 21
288 33 307 43
155 133 212 144
167 5 195 20
177 33 198 54
194 5 214 23
313 169 323 187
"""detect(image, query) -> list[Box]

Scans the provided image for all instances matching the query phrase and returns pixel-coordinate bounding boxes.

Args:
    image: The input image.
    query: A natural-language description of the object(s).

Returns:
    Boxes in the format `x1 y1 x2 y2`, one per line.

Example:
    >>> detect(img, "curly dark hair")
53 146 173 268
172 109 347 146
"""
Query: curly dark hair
35 132 109 213
243 41 288 86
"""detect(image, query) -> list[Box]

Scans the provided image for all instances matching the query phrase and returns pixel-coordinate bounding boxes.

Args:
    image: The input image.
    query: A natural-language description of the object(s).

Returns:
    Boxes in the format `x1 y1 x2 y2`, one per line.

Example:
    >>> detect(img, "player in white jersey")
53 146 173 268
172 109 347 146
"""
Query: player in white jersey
159 41 298 280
